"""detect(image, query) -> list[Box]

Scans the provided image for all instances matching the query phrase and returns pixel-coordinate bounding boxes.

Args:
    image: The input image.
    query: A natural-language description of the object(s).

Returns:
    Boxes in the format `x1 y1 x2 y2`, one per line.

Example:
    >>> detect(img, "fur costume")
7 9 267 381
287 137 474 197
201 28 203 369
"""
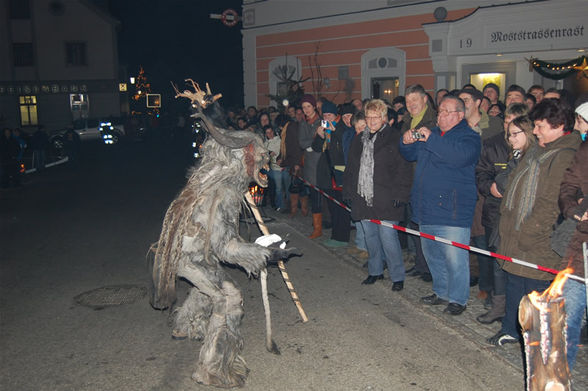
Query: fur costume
150 82 296 388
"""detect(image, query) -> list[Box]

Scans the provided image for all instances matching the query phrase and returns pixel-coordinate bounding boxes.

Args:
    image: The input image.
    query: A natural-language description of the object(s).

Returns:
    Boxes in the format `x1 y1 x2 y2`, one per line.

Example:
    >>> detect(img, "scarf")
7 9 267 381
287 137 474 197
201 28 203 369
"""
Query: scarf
322 116 340 152
410 105 428 129
357 128 380 206
503 145 561 230
306 112 319 124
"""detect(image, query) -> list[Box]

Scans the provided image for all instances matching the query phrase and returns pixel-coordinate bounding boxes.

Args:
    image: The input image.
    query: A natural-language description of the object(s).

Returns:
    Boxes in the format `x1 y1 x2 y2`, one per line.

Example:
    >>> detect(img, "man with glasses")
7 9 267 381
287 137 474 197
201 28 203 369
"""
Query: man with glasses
399 95 481 315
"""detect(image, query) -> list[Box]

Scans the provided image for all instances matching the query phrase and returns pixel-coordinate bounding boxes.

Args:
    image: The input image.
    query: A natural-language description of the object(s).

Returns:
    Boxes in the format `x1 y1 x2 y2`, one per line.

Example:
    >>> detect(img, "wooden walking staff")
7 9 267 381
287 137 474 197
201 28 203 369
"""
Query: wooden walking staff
519 268 573 391
245 192 309 323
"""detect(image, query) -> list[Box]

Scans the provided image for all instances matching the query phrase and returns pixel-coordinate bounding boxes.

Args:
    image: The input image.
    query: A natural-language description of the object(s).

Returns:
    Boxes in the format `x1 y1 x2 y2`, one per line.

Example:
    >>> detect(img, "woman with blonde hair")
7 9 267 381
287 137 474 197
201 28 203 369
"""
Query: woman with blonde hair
343 99 413 290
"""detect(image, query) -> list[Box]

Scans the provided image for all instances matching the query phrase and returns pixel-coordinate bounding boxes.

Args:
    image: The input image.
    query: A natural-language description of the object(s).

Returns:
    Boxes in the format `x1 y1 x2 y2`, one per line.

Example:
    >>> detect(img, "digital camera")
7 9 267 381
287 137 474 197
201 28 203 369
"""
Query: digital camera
321 120 329 128
411 130 422 140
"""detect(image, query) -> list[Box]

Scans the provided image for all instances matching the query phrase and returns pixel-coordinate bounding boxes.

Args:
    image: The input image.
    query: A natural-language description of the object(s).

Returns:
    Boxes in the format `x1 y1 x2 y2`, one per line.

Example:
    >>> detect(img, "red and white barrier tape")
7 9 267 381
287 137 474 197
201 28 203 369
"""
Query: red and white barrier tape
294 175 586 284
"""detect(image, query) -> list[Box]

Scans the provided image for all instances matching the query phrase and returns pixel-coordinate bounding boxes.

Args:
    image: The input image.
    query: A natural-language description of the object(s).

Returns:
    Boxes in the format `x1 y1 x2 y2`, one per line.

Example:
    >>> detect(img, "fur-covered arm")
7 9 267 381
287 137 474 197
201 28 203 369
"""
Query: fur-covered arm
201 206 270 275
217 237 271 275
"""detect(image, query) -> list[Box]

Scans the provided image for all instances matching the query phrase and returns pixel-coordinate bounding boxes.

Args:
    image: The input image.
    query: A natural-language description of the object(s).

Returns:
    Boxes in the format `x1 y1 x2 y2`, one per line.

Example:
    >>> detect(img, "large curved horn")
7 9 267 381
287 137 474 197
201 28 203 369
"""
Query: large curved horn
196 113 256 149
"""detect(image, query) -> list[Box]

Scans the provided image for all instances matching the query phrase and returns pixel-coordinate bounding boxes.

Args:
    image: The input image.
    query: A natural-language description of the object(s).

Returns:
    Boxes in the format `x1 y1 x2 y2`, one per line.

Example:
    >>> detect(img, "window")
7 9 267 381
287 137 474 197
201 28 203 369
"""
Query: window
66 42 87 66
19 96 38 126
9 0 30 19
13 43 34 67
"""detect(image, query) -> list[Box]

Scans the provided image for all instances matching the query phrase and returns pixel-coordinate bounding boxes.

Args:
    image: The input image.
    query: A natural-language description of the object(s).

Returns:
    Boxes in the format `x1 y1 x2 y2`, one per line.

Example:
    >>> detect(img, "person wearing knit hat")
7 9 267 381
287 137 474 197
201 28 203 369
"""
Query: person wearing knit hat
575 102 588 141
300 94 317 108
312 100 352 247
321 100 337 116
298 94 323 237
483 83 500 105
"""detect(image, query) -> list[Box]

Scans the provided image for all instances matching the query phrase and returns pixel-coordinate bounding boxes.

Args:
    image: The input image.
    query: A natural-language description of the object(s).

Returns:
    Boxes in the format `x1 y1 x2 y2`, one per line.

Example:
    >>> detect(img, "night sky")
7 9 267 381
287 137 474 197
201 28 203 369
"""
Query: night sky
107 0 244 110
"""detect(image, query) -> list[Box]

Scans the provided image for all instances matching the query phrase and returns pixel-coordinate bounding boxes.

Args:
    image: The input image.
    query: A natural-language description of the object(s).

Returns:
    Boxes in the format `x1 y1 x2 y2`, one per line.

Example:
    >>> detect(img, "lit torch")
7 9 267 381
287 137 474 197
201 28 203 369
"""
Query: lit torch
519 268 573 391
248 184 264 207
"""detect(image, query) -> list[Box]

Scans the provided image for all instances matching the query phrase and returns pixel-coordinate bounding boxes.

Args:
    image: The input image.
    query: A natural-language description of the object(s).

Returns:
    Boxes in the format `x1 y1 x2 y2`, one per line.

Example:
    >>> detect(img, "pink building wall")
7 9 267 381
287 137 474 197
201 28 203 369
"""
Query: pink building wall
255 8 474 106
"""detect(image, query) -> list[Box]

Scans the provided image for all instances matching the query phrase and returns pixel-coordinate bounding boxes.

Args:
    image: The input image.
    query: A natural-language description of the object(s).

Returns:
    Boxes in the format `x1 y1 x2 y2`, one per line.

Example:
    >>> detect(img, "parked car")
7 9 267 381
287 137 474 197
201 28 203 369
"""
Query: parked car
48 117 126 157
72 117 126 141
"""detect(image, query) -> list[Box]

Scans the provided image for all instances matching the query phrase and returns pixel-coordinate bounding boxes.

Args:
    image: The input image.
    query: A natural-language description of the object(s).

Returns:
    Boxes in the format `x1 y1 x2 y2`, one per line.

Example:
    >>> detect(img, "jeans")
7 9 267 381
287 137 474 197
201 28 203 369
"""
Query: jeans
268 169 289 209
354 221 367 250
472 234 493 292
500 273 550 338
420 225 471 306
361 220 405 282
409 221 430 274
562 278 587 370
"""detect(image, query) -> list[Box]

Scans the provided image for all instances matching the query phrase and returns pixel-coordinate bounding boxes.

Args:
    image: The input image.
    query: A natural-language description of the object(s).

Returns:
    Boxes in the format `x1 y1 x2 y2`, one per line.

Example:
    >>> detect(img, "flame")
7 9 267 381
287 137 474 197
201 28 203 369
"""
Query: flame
248 184 264 206
528 268 572 310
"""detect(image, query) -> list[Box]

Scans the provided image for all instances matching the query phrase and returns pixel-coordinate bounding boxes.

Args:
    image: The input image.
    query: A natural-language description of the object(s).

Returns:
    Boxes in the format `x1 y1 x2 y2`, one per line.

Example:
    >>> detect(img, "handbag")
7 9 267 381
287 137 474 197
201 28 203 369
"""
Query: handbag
288 176 305 194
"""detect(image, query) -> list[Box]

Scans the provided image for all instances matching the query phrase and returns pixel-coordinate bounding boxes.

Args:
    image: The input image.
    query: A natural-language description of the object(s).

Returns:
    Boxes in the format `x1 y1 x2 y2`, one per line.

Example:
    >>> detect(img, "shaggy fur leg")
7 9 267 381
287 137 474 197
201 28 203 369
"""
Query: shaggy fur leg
178 264 249 388
192 281 248 388
172 288 213 340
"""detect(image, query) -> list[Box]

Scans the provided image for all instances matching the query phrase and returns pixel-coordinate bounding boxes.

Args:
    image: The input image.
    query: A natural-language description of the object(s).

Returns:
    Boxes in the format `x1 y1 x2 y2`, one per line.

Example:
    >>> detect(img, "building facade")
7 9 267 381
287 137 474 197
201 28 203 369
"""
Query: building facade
0 0 122 131
241 0 588 108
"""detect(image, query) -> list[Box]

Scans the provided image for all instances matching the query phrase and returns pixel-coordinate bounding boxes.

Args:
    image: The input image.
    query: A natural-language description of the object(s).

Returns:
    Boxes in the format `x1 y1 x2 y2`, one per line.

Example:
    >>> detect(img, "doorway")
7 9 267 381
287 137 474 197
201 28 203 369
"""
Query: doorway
371 77 399 101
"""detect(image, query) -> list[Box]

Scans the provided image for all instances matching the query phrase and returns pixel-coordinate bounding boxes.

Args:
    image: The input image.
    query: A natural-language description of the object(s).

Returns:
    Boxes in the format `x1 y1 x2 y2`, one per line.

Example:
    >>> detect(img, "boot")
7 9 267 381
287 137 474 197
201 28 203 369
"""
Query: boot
289 193 299 217
300 195 309 216
476 294 505 324
309 213 322 239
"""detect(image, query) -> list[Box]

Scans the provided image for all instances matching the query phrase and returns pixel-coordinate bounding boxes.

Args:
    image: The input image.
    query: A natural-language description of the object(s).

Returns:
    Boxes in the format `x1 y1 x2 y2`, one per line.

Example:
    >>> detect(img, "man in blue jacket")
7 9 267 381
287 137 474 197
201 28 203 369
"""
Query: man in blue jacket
399 95 481 315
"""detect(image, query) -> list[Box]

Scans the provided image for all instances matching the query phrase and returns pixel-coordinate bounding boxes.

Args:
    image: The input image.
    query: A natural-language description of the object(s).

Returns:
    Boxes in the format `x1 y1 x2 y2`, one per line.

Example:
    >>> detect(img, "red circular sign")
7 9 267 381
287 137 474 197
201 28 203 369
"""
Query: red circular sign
221 9 239 27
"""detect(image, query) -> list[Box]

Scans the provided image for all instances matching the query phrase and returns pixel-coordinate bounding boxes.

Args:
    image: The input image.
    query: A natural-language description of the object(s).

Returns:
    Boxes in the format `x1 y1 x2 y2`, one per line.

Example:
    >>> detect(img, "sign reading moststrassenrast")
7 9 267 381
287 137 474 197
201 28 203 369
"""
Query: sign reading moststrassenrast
490 25 585 44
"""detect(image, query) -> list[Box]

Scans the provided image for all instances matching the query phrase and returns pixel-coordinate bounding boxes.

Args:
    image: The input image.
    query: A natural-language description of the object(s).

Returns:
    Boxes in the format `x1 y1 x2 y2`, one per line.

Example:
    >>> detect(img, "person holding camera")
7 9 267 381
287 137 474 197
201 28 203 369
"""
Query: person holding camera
399 95 481 315
312 101 354 247
400 84 437 282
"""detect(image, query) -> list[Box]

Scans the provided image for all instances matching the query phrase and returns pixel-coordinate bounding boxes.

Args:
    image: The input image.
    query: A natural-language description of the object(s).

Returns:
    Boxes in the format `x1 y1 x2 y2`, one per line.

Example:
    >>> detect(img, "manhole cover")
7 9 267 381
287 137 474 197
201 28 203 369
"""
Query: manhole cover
74 284 147 309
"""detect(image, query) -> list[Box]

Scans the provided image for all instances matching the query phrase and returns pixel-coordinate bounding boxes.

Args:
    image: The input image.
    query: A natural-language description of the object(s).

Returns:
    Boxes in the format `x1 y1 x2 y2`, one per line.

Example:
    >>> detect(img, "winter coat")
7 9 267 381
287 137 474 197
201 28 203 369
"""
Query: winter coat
499 131 581 280
312 120 346 190
278 120 302 170
298 116 321 185
0 135 19 165
342 125 355 165
400 105 437 134
264 136 281 171
476 132 510 229
343 125 412 222
558 141 588 279
399 119 481 228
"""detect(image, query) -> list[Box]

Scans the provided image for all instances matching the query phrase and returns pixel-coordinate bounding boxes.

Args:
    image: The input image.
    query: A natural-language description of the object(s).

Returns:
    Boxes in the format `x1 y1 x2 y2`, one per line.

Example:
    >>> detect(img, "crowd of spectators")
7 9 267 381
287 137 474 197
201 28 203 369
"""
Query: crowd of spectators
220 82 587 369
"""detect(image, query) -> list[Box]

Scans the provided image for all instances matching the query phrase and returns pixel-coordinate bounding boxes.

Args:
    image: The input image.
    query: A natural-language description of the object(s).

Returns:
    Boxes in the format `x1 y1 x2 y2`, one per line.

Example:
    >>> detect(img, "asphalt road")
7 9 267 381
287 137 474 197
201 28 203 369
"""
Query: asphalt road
1 138 526 390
